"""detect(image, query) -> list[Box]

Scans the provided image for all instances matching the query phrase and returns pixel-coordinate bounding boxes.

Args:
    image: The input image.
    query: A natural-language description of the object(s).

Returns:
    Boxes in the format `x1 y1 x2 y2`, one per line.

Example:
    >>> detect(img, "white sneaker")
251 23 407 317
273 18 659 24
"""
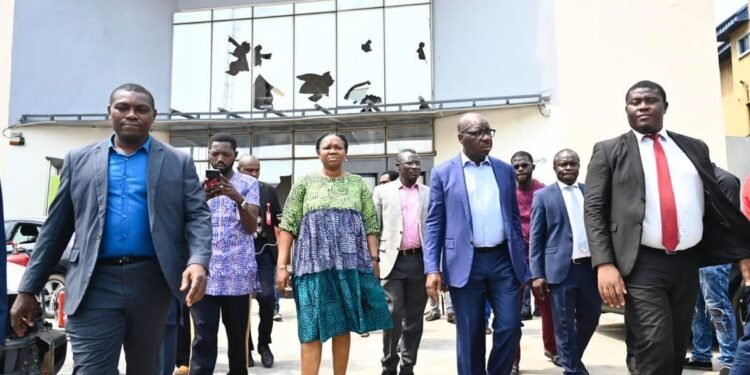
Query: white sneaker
273 312 282 321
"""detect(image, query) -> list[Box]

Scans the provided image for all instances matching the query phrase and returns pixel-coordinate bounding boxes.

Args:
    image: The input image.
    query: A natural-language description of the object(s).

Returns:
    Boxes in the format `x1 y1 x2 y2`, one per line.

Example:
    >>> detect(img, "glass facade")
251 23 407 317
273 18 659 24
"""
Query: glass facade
171 1 432 114
171 124 433 185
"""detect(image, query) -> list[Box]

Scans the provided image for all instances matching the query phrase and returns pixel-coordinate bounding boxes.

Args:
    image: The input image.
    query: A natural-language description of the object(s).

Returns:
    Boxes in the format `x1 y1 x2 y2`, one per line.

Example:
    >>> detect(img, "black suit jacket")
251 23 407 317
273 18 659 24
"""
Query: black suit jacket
254 182 282 263
584 130 750 277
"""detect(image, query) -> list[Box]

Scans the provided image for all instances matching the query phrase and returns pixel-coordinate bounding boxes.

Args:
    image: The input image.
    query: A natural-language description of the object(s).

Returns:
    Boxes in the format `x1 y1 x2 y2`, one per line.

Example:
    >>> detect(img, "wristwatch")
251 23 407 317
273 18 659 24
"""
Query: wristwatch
371 255 381 263
240 200 249 210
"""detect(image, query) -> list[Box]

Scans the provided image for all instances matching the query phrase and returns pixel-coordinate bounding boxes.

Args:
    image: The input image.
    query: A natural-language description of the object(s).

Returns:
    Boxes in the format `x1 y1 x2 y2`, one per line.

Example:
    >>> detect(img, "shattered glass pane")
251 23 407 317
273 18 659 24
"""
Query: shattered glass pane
211 20 252 115
385 5 431 105
252 16 294 114
338 8 385 113
254 4 293 18
295 1 335 14
296 72 335 102
254 45 272 67
171 24 211 113
213 7 252 21
295 13 336 109
173 10 211 24
338 0 383 10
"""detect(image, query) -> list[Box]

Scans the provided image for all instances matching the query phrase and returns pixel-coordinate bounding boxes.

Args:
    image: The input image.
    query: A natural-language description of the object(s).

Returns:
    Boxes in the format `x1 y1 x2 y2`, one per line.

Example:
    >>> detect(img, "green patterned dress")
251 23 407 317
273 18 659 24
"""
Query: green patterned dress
280 173 392 343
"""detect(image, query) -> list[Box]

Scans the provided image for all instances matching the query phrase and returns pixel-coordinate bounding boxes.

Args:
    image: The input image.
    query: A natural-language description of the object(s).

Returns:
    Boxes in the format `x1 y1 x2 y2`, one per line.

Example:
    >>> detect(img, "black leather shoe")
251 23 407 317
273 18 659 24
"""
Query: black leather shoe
259 347 274 368
520 310 533 321
447 312 456 324
684 357 712 370
425 311 441 321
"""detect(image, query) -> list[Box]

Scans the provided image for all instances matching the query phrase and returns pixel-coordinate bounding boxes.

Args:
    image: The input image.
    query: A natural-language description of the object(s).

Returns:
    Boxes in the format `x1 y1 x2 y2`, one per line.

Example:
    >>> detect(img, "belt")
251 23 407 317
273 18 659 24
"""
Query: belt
572 257 591 265
474 243 508 253
97 256 155 266
399 247 422 256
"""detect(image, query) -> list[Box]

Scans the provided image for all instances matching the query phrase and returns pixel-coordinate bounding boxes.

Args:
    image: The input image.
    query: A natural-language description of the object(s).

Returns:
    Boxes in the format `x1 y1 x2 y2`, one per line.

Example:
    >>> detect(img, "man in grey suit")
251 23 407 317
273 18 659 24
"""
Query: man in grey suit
584 80 750 375
10 83 212 375
373 149 430 375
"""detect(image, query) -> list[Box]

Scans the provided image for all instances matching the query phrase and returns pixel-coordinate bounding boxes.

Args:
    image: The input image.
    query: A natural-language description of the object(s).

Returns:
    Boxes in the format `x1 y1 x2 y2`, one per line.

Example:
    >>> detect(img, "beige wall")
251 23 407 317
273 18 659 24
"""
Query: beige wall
434 106 562 184
0 0 15 179
2 127 169 217
553 0 728 167
721 21 750 136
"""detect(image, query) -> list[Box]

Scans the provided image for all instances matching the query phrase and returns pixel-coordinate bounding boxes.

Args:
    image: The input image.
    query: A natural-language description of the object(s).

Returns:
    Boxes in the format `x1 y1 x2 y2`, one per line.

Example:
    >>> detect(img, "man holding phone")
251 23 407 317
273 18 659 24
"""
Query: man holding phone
190 133 260 375
10 83 212 374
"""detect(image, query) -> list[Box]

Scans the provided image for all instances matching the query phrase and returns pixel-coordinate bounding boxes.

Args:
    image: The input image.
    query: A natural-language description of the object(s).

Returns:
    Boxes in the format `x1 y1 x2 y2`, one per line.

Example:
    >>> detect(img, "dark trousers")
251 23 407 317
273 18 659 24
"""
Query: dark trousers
248 249 275 352
731 287 750 375
449 248 522 375
538 291 558 354
190 294 250 375
548 261 601 375
176 306 191 367
381 253 428 374
624 247 699 375
66 259 172 375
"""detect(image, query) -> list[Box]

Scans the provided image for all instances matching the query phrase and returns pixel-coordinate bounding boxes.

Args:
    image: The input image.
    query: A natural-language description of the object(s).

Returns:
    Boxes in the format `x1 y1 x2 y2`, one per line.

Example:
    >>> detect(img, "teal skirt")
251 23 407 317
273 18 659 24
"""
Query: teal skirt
292 269 392 343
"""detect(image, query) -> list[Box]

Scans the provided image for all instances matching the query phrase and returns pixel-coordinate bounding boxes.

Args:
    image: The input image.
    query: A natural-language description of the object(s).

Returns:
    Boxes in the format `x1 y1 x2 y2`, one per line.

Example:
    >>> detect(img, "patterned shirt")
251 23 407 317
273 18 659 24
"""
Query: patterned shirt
206 172 261 296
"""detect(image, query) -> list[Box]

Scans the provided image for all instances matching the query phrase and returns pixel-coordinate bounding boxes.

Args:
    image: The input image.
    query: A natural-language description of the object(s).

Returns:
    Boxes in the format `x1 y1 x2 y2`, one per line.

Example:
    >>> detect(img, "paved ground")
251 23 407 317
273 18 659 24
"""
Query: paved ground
57 298 722 374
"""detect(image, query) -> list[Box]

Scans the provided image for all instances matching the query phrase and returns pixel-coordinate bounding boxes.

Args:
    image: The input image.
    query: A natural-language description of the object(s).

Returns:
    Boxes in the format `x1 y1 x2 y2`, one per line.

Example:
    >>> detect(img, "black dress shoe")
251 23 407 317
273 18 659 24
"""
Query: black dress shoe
425 311 441 321
520 311 533 321
259 347 274 368
684 357 712 370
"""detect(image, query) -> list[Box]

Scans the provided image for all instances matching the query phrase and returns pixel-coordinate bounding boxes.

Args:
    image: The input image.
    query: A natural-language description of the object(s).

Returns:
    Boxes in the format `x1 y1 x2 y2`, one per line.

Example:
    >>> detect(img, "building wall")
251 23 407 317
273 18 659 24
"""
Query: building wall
721 22 750 137
2 127 170 217
552 0 728 168
433 106 561 185
432 0 558 102
7 0 177 126
0 0 16 179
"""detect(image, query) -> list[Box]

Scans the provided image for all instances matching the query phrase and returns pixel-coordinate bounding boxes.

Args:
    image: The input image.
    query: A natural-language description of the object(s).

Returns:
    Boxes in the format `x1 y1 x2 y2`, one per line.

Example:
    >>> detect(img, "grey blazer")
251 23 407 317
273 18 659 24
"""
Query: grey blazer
584 130 750 277
19 137 212 315
372 179 429 278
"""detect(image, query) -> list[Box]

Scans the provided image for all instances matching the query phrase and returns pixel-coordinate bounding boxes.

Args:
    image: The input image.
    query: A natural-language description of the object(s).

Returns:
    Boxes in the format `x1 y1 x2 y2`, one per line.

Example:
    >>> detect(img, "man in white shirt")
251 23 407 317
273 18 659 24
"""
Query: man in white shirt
530 149 600 375
584 80 750 375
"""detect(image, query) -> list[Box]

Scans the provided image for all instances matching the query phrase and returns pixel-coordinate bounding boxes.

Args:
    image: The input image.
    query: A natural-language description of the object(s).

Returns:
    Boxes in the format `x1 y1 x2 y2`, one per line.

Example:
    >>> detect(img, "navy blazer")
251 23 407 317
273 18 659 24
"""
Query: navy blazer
529 182 585 284
423 154 530 287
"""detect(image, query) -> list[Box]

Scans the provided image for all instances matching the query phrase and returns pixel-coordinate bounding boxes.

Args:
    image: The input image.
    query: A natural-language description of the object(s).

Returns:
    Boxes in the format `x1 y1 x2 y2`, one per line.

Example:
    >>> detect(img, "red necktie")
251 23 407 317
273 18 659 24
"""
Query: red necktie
648 134 679 252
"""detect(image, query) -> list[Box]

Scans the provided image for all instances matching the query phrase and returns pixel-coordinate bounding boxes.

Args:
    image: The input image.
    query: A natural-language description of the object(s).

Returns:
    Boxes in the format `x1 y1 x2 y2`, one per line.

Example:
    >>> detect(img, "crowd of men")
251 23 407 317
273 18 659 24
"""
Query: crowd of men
5 80 750 375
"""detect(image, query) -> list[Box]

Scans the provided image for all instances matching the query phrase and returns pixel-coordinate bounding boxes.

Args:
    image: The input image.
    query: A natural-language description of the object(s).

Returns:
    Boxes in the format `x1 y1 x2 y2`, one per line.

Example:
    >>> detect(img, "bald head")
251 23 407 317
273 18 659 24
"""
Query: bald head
457 112 489 133
237 155 261 179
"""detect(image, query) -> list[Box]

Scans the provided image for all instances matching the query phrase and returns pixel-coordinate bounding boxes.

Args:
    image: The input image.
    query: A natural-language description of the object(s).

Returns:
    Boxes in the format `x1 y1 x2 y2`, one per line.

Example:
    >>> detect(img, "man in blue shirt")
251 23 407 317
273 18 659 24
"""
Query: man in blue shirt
423 112 530 375
10 83 212 375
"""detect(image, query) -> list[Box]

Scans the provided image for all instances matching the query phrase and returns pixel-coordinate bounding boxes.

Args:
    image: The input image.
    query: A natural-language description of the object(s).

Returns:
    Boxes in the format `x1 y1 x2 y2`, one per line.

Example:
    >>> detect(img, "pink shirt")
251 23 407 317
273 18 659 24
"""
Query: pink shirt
399 183 421 249
743 175 750 221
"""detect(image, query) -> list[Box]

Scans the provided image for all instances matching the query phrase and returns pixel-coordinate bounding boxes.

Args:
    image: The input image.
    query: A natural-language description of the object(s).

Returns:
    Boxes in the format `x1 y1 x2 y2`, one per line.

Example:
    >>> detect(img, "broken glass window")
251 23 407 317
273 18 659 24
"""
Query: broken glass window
344 81 371 103
361 94 382 112
294 13 336 109
254 74 285 110
361 39 372 52
254 45 272 66
226 36 251 76
296 72 334 102
416 41 426 61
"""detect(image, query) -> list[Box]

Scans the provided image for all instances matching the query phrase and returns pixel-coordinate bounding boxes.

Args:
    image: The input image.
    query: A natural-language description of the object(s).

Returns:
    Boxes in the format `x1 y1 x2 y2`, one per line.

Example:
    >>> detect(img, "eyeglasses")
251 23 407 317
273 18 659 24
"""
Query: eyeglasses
461 129 496 138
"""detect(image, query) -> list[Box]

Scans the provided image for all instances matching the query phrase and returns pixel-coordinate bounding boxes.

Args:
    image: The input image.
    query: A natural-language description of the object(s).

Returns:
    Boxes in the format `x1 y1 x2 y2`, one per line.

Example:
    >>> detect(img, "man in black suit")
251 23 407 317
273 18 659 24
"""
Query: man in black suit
237 155 282 368
584 80 750 375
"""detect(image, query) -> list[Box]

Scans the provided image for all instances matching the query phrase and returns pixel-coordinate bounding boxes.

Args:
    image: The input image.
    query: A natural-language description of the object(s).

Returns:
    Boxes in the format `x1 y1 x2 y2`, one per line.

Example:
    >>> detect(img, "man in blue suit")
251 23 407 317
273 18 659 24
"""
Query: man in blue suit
424 112 531 375
530 149 600 375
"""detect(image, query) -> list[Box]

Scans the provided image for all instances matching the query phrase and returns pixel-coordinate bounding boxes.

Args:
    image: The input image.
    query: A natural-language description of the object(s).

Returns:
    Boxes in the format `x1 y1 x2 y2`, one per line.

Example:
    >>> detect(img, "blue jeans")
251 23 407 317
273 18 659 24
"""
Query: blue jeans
732 287 750 374
274 284 280 313
691 264 737 366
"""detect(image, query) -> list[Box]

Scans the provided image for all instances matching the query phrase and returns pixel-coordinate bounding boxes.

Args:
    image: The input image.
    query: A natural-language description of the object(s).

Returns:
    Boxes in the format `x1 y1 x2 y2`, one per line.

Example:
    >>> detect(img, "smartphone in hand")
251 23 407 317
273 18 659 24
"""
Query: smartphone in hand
206 169 221 188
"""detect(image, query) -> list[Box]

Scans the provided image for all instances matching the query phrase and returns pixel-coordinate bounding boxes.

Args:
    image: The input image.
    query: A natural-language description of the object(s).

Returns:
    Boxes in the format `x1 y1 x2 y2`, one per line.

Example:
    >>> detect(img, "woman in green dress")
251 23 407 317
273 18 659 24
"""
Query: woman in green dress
276 133 392 374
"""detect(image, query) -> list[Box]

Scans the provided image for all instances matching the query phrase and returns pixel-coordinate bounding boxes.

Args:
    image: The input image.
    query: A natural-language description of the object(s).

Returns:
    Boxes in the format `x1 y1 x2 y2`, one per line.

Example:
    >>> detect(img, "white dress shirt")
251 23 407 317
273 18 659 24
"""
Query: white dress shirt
633 129 704 251
461 152 505 247
557 180 590 259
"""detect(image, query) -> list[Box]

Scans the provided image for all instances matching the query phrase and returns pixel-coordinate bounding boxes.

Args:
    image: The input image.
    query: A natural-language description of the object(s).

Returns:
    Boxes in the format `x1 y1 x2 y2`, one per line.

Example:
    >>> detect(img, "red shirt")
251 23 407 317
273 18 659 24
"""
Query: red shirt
517 179 545 246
